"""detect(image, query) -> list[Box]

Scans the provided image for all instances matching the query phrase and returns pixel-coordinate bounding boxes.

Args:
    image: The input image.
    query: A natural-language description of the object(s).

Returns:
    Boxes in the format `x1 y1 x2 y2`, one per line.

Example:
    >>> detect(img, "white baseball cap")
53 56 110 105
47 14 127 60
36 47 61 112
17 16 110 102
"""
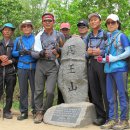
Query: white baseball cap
106 14 119 21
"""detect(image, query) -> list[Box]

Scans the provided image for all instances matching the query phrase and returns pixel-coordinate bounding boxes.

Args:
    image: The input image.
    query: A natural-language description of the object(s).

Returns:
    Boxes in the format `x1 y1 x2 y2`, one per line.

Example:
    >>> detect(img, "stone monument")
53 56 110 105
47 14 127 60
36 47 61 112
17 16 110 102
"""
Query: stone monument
58 36 88 103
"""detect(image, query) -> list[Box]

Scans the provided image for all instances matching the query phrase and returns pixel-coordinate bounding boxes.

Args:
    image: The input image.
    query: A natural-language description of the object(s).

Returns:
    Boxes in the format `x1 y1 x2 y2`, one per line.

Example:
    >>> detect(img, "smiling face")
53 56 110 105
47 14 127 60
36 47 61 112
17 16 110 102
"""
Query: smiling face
21 24 33 36
42 18 54 30
106 19 119 32
60 28 70 36
2 27 14 39
78 25 89 36
89 16 101 30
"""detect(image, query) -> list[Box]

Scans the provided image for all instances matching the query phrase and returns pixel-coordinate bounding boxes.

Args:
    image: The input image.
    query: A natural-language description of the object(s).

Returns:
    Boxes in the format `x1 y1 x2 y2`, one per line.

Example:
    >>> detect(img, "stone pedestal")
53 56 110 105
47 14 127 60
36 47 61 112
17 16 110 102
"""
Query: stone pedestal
43 102 96 128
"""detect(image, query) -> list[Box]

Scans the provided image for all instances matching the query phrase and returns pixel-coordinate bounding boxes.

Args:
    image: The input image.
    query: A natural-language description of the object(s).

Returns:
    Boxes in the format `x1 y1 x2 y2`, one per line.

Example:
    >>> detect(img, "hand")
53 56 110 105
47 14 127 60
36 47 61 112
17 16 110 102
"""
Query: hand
19 50 26 55
92 47 101 56
87 47 93 55
1 60 12 66
26 50 31 55
52 49 60 58
19 50 31 55
0 55 8 62
39 50 45 57
97 56 103 63
106 54 117 63
45 49 52 58
52 49 58 55
106 55 109 63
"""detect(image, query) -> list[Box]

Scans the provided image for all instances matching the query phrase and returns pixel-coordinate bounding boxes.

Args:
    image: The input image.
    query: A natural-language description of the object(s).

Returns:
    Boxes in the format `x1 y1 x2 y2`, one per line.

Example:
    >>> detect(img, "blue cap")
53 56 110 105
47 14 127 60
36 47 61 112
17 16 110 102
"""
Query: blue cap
0 23 15 32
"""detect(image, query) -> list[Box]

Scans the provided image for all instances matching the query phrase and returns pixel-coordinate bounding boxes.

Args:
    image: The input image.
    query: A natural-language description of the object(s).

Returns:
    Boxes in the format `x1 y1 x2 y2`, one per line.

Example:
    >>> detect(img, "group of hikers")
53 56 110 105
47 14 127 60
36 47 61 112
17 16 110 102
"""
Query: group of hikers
0 12 130 130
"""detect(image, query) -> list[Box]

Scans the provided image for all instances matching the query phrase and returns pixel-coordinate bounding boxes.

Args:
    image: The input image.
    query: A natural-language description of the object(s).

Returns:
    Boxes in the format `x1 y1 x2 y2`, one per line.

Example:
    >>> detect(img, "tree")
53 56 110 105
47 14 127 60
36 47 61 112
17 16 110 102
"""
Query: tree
47 0 130 35
0 0 130 36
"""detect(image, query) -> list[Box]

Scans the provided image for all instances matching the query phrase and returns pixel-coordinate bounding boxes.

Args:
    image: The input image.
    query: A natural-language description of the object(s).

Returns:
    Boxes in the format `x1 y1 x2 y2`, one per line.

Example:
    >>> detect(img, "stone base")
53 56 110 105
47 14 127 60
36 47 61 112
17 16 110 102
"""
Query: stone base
43 102 96 128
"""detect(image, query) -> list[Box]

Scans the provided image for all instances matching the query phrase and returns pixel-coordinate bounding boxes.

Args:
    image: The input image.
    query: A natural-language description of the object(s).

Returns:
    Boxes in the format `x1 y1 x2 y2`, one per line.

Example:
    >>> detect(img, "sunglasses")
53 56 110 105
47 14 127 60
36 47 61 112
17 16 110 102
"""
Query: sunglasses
22 25 32 28
43 20 53 23
106 21 117 25
78 26 86 29
61 28 69 31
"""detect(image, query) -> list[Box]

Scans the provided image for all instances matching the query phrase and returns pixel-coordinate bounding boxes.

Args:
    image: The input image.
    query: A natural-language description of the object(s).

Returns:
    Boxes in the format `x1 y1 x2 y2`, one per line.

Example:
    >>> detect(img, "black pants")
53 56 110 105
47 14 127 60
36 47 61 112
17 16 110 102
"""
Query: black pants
0 73 16 113
57 87 64 104
88 58 109 119
18 69 35 114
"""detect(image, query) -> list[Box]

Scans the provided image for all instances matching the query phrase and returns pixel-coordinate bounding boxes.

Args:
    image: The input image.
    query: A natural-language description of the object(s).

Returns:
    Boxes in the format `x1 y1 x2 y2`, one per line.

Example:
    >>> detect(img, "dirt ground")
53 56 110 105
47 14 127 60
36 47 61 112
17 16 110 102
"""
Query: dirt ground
0 111 102 130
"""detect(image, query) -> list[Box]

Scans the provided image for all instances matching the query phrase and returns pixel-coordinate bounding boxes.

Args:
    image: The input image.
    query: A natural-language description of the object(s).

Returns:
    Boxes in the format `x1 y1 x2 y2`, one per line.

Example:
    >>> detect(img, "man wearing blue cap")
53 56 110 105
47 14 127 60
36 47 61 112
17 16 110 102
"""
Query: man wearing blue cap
0 23 17 119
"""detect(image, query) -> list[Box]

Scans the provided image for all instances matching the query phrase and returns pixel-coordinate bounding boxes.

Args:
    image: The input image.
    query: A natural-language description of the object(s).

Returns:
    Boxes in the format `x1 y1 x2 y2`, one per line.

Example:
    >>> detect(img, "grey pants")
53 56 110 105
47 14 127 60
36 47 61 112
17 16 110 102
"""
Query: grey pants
34 59 58 113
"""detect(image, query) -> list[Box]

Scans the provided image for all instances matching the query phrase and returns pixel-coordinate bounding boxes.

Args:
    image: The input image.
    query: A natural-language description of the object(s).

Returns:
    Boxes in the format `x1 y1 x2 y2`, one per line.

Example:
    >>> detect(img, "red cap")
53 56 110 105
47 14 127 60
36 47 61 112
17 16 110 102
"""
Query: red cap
60 23 70 29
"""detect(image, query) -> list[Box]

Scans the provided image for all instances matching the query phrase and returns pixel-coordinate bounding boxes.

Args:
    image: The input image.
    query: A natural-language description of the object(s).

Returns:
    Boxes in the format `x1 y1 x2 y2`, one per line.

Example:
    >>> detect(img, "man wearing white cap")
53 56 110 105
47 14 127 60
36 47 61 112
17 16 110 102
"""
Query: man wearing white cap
86 13 109 126
12 20 36 120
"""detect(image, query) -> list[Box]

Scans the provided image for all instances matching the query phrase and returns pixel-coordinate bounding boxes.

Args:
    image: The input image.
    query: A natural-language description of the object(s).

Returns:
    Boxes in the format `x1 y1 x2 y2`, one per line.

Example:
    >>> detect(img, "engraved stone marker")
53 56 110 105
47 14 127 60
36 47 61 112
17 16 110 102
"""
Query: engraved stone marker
43 102 96 127
58 37 88 103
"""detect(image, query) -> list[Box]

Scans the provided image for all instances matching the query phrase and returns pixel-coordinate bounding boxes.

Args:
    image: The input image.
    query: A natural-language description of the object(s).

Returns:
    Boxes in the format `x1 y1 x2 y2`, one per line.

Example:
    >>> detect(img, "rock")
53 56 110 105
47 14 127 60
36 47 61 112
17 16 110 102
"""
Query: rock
58 37 88 103
43 102 96 128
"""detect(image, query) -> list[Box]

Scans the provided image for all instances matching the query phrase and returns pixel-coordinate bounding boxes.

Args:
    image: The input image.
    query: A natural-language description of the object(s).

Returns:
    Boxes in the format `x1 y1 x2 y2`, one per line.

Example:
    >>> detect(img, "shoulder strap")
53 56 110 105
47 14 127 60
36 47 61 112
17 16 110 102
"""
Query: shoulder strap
113 33 122 48
16 36 24 51
96 31 108 48
107 32 121 55
55 30 60 44
103 31 107 41
86 32 91 50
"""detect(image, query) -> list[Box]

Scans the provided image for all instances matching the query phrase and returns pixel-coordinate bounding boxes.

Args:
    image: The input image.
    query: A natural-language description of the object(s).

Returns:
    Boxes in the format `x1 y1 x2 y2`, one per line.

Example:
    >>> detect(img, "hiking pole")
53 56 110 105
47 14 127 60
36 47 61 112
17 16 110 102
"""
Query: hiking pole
2 66 5 120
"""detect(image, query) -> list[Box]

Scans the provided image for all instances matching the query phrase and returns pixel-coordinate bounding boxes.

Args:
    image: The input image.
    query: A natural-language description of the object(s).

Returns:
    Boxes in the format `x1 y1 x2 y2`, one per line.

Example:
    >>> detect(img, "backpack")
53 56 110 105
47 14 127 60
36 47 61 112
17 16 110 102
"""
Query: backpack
112 32 130 71
40 30 61 50
16 36 34 51
86 30 107 49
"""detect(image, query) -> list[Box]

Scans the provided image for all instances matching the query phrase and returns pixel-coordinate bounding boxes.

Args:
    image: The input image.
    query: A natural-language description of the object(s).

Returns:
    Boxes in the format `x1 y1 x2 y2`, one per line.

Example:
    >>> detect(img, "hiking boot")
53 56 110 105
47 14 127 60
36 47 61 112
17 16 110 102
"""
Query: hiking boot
34 111 43 124
93 118 106 126
100 120 117 129
113 120 129 130
4 112 13 119
17 113 28 120
31 110 36 119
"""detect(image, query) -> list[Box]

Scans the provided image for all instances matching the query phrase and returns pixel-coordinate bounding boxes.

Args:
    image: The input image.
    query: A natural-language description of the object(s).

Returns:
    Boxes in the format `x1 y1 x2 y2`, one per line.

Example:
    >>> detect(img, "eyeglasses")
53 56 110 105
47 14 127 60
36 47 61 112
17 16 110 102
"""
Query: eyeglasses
61 28 69 31
22 25 32 28
106 21 117 25
42 20 53 23
78 26 87 29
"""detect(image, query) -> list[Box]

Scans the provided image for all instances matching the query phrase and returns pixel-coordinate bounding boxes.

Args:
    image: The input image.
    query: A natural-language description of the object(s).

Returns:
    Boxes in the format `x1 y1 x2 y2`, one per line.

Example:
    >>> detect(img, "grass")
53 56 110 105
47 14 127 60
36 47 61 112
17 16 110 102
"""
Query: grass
0 74 130 115
0 82 58 111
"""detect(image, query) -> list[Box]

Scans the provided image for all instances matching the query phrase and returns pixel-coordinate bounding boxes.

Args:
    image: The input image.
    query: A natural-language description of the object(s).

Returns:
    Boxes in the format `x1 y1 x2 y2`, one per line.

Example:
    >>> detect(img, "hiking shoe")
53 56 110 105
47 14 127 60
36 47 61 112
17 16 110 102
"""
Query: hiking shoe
17 113 28 120
93 118 106 126
113 120 129 130
31 110 36 119
100 120 117 129
34 111 43 124
4 112 13 119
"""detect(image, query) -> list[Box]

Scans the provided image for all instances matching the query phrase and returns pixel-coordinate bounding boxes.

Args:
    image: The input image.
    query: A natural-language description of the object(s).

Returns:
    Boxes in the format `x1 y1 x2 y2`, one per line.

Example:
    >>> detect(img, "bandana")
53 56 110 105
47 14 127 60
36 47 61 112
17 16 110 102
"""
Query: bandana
42 15 54 21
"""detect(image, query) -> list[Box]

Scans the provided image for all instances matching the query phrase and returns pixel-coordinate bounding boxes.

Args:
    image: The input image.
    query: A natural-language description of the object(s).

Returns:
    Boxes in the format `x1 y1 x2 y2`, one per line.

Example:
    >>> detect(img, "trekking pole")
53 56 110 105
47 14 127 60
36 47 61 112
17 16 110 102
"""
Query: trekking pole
2 66 5 120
